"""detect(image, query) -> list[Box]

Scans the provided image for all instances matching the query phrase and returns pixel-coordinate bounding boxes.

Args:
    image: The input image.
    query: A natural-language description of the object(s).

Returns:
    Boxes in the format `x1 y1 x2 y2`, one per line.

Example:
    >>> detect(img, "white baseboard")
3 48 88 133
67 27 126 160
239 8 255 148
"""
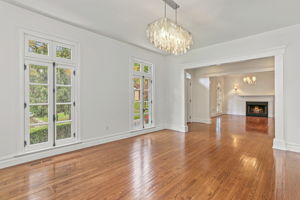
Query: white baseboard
192 117 212 124
165 124 187 132
0 125 164 169
273 139 300 153
286 142 300 153
273 139 287 151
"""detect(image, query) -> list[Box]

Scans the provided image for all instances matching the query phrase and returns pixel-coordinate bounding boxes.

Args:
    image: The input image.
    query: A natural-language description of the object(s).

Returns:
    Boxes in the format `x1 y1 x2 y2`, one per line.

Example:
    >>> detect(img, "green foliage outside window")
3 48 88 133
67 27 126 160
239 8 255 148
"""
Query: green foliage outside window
57 86 71 103
30 85 48 104
56 122 72 140
30 125 48 144
56 68 72 85
133 63 141 72
30 122 72 144
29 40 48 55
56 46 71 59
30 65 48 83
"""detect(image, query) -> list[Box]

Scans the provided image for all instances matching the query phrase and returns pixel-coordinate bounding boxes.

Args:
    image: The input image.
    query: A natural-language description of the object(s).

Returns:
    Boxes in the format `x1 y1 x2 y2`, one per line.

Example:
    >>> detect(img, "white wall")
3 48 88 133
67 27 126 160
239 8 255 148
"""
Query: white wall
224 71 275 117
190 71 210 124
165 23 300 152
0 2 167 168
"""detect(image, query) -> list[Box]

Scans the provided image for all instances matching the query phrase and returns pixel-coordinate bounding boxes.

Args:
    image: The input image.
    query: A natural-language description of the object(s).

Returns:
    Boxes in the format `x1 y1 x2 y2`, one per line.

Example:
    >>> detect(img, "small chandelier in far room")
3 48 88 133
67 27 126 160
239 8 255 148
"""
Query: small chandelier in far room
243 76 256 85
146 0 193 55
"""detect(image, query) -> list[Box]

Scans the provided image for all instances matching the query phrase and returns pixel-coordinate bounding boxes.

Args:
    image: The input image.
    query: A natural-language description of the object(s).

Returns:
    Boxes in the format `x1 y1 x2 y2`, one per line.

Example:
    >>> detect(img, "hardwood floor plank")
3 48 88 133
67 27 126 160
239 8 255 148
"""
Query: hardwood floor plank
0 115 300 200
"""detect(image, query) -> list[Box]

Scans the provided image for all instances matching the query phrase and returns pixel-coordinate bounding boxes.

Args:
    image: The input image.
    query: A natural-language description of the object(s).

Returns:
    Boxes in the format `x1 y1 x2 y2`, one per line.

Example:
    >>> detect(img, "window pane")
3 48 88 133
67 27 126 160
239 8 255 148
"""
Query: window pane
30 105 48 124
56 46 71 59
144 65 151 73
56 86 71 103
134 90 140 101
56 122 72 140
30 64 48 84
30 85 48 104
133 63 141 72
134 102 140 115
144 79 149 90
133 78 140 89
56 104 71 121
56 68 72 85
28 40 48 55
30 124 48 144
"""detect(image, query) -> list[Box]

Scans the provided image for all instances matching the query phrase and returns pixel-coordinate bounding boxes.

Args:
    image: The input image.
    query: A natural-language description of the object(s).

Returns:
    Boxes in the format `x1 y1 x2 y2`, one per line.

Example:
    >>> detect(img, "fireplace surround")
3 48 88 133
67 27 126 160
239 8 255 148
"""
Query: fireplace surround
246 101 268 117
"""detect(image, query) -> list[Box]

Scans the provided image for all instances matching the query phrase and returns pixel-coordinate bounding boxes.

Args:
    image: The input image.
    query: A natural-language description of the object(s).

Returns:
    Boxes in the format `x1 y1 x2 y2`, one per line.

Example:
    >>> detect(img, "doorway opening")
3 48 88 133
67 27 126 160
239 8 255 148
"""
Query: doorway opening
183 49 285 150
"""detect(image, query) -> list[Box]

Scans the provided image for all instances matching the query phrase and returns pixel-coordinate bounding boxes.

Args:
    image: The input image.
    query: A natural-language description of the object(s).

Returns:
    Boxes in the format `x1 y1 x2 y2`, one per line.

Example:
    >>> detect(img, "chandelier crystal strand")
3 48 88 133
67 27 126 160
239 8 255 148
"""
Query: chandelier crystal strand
146 1 193 55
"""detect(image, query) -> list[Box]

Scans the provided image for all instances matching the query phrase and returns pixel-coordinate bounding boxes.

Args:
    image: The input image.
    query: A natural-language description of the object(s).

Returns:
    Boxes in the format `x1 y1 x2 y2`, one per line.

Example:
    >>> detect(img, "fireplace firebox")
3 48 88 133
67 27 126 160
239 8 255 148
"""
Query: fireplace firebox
246 102 268 118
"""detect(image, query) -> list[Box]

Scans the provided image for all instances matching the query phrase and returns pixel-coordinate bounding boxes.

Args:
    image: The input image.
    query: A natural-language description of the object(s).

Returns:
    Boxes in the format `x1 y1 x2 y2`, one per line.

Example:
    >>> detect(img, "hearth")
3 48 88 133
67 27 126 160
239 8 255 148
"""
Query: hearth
246 102 268 117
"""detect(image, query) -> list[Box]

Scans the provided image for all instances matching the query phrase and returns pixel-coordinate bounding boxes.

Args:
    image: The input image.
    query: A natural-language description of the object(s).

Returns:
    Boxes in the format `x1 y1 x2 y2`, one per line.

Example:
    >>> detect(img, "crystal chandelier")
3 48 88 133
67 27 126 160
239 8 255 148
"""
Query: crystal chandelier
243 76 256 85
146 0 193 55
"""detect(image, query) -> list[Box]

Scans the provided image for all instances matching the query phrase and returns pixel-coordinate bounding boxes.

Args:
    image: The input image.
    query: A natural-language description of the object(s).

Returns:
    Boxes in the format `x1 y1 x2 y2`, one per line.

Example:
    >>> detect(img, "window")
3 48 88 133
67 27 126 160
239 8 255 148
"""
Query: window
131 59 153 130
216 82 222 114
23 33 78 151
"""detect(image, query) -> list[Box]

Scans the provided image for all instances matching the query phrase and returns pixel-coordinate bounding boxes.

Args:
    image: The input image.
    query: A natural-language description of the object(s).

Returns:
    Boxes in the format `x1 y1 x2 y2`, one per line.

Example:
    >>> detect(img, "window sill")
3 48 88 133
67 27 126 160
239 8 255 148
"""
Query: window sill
16 141 82 157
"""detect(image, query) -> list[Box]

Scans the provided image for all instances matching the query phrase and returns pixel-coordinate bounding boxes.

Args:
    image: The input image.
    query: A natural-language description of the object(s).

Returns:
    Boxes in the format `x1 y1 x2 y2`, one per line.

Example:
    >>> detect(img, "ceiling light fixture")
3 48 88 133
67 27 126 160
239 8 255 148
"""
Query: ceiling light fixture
146 0 193 55
243 76 256 85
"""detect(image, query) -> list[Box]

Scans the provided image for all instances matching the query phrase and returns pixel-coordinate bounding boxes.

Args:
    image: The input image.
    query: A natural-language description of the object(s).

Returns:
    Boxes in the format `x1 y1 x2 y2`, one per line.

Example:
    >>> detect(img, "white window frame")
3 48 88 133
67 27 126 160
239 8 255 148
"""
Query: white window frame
130 58 154 131
22 30 80 152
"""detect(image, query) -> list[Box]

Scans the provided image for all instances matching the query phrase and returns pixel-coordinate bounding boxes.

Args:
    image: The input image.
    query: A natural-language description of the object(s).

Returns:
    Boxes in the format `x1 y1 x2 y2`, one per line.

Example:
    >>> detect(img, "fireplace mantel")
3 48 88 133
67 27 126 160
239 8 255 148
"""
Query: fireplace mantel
238 93 274 97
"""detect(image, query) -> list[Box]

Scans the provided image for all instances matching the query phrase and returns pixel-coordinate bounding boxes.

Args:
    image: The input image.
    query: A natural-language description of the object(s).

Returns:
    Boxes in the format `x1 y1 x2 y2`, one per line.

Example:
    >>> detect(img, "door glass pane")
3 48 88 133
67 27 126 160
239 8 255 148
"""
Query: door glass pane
133 63 141 72
134 90 140 101
134 102 140 114
56 122 72 140
56 68 72 85
56 104 71 121
56 86 71 103
30 105 48 124
29 64 48 84
144 114 149 124
144 91 149 101
133 78 141 89
30 85 48 103
28 40 48 55
56 46 71 59
144 79 149 90
30 124 48 144
144 65 151 73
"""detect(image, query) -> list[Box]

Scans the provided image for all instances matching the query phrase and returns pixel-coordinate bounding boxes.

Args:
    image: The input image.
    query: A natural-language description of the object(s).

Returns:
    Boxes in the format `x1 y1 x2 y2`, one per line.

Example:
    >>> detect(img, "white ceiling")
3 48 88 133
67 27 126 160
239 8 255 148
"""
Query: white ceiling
6 0 300 54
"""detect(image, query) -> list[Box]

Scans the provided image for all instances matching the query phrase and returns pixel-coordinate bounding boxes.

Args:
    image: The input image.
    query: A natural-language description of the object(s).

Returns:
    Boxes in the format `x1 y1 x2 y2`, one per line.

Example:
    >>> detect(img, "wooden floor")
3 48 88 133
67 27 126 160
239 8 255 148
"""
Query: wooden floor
1 115 300 200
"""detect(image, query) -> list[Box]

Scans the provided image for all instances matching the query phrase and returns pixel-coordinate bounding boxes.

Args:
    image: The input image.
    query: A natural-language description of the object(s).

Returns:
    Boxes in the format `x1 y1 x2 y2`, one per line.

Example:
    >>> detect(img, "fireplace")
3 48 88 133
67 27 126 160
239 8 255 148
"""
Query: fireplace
246 102 268 117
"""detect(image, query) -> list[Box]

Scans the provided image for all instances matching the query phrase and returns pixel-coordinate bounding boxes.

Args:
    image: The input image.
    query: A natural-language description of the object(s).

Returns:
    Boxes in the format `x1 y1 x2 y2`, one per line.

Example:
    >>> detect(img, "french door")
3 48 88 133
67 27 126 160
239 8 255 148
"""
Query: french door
24 60 77 151
132 73 153 130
